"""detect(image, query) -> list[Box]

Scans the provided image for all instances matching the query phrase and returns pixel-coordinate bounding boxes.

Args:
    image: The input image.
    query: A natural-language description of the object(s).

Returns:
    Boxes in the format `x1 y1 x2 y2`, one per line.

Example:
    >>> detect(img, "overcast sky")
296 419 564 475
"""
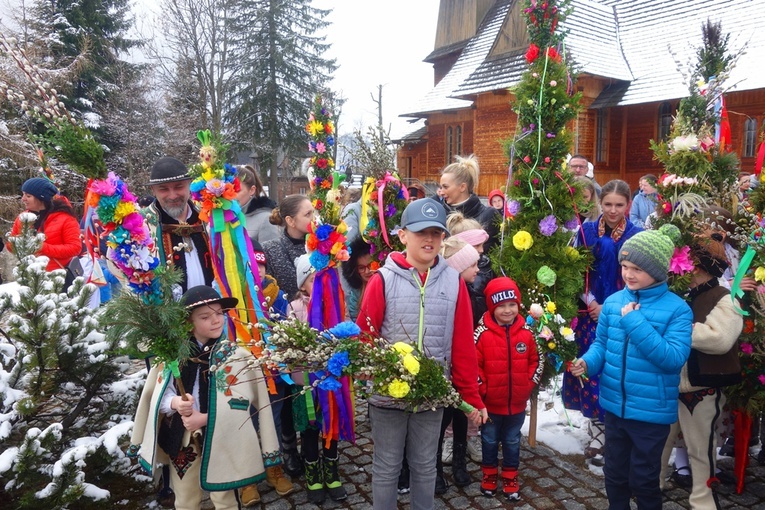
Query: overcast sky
0 0 440 139
318 0 439 138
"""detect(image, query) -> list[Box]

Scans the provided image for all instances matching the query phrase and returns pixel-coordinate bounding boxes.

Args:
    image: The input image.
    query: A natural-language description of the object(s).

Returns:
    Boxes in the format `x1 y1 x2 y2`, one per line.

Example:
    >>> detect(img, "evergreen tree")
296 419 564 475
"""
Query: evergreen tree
495 0 588 386
226 0 337 198
0 214 131 507
24 0 143 151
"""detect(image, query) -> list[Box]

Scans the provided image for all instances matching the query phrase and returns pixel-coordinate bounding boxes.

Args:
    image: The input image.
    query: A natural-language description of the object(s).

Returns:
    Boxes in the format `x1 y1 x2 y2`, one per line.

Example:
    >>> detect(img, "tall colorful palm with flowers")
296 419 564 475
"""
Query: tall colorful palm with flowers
304 95 354 444
648 21 741 294
495 0 589 389
187 129 269 355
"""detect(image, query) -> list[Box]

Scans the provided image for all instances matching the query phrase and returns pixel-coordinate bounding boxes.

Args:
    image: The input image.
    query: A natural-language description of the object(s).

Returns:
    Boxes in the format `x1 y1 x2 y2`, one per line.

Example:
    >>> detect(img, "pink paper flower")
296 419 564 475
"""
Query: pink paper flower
316 142 326 154
741 343 754 354
669 246 694 274
759 374 765 385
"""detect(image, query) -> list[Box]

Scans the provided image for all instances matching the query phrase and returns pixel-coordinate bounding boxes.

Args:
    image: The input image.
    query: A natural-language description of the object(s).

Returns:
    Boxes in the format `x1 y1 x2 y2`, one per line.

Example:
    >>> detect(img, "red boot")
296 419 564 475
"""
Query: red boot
480 465 498 497
502 467 520 501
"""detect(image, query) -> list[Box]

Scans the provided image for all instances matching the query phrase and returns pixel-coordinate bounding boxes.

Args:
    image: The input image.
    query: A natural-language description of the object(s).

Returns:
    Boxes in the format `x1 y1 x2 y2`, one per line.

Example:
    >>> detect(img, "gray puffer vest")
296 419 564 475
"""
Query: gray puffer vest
370 255 459 409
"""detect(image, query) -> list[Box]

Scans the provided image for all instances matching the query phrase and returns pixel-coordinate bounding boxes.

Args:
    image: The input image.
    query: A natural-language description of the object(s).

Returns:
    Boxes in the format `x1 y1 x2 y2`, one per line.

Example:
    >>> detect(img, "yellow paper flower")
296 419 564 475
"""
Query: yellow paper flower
512 230 534 251
113 201 136 223
388 379 411 399
393 342 413 355
308 120 324 136
547 341 556 350
201 168 217 182
566 246 580 260
755 266 765 283
546 302 557 314
403 354 420 375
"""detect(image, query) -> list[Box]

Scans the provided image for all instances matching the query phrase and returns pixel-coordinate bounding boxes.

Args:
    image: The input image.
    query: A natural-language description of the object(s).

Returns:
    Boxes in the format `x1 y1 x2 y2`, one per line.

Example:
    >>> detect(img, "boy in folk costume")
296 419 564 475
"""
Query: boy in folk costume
128 286 281 509
659 234 743 509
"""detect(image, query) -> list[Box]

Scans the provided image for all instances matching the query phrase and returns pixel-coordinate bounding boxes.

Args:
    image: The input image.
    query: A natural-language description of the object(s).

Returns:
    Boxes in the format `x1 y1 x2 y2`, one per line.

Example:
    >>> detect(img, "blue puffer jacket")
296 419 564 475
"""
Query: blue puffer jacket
581 282 692 425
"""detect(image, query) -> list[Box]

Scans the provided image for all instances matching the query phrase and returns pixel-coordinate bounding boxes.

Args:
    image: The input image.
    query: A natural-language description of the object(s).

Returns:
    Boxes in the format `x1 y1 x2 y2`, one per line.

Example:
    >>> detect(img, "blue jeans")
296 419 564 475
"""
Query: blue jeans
369 405 443 510
481 411 525 468
604 411 669 510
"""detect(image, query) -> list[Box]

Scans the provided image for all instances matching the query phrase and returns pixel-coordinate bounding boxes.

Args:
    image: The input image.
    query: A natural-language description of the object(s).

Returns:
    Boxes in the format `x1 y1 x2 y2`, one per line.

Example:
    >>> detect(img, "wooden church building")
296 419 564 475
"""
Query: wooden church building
395 0 765 196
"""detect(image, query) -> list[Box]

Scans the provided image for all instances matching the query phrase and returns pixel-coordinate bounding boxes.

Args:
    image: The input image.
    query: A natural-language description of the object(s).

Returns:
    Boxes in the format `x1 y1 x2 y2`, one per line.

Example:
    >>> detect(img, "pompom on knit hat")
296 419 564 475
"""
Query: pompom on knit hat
22 177 59 203
295 254 315 290
618 225 677 283
443 241 479 274
484 277 522 315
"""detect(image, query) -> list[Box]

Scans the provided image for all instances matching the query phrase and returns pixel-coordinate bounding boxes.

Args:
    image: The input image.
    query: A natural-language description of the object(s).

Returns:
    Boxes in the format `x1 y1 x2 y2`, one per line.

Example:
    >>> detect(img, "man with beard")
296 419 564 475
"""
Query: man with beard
145 156 215 293
144 156 215 508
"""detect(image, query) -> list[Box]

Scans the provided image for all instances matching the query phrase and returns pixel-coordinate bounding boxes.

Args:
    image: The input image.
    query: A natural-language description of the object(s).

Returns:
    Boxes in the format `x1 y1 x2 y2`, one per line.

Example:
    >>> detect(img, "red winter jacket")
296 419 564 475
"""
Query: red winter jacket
475 311 542 415
8 211 82 272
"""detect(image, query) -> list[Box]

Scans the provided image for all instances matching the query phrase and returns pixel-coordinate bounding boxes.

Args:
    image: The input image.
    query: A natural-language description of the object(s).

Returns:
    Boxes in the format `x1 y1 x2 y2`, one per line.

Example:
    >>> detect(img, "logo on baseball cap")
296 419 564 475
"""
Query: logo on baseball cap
400 198 449 233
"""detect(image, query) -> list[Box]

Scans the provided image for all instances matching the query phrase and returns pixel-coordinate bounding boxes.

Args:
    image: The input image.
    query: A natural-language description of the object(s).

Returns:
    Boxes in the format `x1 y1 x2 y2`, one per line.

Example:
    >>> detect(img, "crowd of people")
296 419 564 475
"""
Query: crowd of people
6 151 757 510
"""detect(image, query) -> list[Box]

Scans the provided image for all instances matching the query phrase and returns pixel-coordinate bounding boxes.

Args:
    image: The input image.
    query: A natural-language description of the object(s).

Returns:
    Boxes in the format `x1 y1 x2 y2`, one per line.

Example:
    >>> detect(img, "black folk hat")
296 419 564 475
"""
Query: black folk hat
149 157 192 185
181 285 239 311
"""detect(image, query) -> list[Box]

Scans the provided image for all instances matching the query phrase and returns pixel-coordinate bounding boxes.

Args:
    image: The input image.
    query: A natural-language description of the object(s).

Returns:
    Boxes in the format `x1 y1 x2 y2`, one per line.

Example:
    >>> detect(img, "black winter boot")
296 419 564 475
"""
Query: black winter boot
322 455 347 501
452 442 472 487
435 455 449 495
282 433 304 478
304 459 326 504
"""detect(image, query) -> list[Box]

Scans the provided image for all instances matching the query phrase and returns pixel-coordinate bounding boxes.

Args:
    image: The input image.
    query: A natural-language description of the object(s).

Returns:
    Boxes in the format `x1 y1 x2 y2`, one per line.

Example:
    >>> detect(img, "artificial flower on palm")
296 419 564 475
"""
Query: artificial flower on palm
188 130 241 222
88 172 161 302
360 171 408 265
306 95 341 224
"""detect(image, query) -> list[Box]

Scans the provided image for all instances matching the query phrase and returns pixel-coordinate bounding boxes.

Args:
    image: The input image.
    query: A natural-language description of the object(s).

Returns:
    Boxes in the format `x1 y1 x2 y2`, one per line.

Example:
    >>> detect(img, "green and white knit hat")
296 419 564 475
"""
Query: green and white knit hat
618 225 678 283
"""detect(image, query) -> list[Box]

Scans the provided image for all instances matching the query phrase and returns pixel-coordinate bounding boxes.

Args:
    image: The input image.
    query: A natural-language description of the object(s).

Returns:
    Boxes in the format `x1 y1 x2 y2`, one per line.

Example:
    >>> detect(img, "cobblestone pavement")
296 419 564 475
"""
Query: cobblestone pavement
223 402 765 510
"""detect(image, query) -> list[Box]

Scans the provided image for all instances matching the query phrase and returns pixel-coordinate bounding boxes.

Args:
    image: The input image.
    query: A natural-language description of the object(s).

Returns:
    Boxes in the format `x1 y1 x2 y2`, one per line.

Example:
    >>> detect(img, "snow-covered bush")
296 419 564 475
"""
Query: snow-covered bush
0 213 137 507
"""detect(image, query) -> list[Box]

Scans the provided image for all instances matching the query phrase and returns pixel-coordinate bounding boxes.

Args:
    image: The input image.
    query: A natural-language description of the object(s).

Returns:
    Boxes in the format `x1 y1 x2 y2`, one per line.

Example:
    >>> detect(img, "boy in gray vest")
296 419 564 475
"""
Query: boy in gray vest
357 197 488 510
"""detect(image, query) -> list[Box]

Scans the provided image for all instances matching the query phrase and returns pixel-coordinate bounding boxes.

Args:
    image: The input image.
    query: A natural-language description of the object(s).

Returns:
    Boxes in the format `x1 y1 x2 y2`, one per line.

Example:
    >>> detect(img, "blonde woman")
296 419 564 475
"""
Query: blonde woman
438 154 501 251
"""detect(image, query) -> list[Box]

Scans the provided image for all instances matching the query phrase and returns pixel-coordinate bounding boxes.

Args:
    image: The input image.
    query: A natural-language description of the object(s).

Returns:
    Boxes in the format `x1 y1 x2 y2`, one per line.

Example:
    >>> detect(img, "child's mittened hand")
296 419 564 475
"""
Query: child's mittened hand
570 358 587 377
621 302 640 316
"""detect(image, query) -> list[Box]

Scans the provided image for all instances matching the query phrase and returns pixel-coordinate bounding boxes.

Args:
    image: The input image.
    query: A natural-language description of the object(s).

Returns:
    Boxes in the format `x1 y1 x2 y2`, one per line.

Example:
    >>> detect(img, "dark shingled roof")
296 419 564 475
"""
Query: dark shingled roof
402 0 765 116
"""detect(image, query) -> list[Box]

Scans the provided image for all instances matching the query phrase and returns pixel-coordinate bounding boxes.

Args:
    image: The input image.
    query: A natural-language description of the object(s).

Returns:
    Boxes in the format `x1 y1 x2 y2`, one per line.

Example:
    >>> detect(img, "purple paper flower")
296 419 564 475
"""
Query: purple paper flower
385 204 397 217
539 215 558 236
507 200 521 216
564 218 579 230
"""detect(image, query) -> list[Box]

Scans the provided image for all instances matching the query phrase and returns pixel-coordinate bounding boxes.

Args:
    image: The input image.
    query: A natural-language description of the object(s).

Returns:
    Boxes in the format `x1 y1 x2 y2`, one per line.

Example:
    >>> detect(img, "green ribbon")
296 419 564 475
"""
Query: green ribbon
212 208 226 233
197 129 212 146
303 372 316 423
167 359 181 378
731 246 756 316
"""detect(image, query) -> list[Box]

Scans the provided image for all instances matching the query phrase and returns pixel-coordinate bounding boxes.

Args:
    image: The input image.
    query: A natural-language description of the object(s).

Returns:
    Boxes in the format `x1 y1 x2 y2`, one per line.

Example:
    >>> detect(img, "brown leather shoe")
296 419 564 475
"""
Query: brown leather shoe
240 484 261 507
266 465 295 496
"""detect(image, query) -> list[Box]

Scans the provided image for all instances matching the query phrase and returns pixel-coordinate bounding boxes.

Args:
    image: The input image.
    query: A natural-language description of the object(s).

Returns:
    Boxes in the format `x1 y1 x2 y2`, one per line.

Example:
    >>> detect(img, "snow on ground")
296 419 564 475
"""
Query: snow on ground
522 377 591 456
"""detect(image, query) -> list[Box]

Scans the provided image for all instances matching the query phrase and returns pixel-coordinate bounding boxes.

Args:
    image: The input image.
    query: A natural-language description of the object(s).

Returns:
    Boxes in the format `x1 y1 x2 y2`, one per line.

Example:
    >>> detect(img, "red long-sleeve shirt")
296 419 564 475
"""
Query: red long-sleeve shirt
356 252 484 411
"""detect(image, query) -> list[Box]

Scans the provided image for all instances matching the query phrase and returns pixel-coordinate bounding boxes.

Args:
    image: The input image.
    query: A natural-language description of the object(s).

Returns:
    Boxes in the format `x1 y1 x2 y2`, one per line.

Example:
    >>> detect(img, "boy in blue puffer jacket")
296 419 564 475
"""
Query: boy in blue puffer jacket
571 227 692 510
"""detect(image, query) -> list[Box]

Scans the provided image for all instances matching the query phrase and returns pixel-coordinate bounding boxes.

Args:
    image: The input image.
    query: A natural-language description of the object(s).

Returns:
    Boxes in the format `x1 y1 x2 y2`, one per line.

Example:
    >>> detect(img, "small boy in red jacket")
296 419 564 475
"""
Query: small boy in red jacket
476 277 543 501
